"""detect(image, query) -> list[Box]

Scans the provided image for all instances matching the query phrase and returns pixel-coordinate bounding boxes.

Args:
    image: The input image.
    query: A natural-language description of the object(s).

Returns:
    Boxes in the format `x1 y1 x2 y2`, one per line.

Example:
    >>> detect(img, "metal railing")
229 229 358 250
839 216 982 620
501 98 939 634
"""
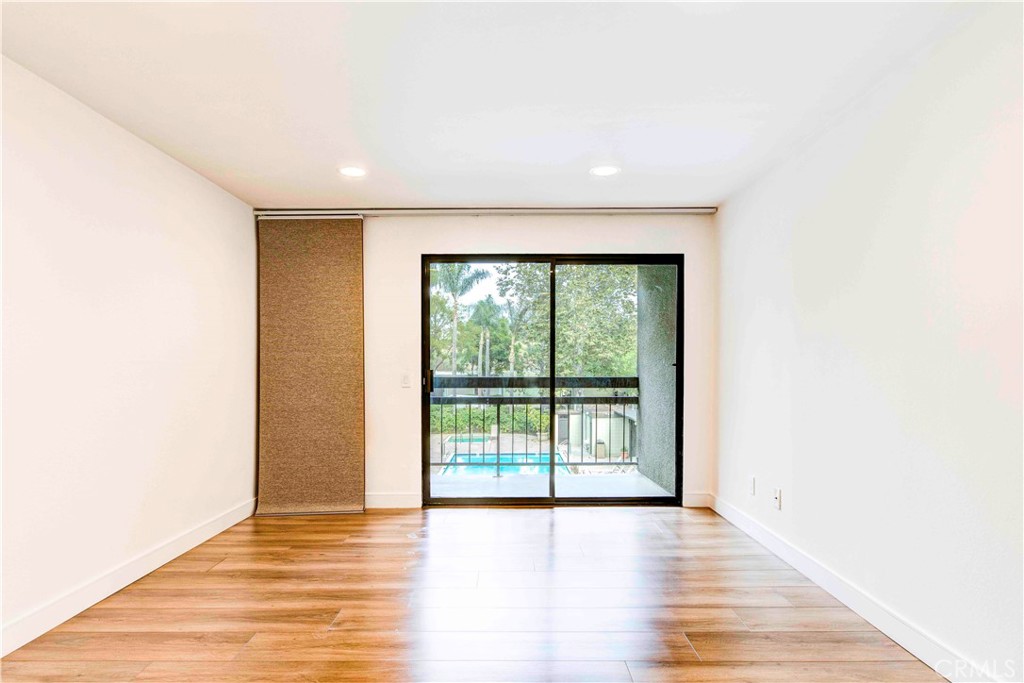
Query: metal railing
429 376 639 476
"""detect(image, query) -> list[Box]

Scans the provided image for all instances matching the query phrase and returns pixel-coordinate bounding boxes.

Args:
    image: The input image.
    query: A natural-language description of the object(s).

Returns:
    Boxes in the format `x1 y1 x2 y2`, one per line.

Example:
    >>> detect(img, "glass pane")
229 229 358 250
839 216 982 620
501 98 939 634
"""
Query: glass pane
554 263 677 499
428 261 551 499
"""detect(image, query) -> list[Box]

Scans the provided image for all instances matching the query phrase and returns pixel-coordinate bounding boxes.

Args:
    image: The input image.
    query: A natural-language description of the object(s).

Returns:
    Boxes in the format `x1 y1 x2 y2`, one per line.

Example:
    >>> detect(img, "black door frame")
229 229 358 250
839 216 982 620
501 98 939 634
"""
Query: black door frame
421 254 684 507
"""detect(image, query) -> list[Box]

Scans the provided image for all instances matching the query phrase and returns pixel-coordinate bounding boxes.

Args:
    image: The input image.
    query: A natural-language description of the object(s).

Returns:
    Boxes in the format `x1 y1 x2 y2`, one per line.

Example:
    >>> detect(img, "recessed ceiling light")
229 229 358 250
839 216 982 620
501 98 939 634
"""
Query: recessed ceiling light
589 165 620 177
339 166 367 178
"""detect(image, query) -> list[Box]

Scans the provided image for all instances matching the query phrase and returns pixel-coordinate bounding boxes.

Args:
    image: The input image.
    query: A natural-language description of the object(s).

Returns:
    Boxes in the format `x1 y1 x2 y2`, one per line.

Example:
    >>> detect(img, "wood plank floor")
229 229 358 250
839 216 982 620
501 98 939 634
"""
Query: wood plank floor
1 507 944 682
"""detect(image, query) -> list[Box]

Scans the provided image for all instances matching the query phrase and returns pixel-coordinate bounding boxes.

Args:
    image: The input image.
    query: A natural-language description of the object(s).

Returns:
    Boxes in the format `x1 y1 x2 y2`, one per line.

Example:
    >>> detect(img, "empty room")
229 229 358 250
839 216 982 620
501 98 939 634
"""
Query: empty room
1 3 1021 682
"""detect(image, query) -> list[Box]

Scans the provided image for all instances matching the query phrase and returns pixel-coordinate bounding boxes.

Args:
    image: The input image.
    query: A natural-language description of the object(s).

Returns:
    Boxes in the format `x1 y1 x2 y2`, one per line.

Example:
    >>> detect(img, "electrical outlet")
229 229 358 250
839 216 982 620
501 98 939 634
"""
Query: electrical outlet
750 477 756 496
772 488 782 510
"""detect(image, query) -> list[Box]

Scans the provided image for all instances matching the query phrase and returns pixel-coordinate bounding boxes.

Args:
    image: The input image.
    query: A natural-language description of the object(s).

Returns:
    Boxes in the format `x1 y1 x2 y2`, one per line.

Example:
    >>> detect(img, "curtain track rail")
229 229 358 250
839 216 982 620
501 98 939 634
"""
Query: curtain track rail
255 207 716 219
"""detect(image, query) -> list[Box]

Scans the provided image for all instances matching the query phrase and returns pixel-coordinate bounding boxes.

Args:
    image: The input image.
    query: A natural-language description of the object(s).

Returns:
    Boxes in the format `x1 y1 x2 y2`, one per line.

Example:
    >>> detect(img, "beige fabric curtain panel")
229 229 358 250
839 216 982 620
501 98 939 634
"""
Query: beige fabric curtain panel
256 218 365 514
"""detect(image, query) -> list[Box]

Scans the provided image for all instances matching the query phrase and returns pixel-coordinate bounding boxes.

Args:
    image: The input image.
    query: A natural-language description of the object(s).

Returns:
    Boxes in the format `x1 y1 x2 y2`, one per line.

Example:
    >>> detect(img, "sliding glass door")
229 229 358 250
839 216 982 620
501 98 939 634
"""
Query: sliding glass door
423 255 681 505
425 259 552 499
554 262 679 499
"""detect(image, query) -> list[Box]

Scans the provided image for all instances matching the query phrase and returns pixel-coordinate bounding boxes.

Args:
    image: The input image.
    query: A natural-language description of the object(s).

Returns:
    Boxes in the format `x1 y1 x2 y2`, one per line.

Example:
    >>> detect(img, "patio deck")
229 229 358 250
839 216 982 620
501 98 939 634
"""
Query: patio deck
429 471 673 500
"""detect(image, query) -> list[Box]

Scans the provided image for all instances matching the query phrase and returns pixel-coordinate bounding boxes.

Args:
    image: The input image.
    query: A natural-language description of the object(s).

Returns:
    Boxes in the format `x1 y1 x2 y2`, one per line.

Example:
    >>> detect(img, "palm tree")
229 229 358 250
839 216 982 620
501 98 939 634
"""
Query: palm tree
470 295 502 376
433 264 490 373
504 299 529 375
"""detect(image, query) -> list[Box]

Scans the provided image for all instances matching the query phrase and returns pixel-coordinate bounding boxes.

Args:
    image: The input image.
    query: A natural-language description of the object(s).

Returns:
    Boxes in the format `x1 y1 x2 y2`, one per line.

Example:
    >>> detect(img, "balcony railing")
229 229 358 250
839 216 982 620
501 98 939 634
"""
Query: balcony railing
429 375 639 476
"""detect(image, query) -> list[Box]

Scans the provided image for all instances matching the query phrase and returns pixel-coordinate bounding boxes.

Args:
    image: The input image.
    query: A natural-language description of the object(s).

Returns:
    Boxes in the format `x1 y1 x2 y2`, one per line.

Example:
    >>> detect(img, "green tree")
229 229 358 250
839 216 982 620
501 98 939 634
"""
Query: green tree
470 295 503 376
496 262 550 375
496 263 638 378
428 293 452 371
504 299 530 375
555 264 637 377
432 263 490 373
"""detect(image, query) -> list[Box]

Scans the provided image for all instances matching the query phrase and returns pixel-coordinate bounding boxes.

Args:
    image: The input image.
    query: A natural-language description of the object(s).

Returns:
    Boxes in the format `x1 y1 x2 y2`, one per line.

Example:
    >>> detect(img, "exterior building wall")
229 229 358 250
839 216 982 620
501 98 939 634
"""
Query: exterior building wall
637 265 679 493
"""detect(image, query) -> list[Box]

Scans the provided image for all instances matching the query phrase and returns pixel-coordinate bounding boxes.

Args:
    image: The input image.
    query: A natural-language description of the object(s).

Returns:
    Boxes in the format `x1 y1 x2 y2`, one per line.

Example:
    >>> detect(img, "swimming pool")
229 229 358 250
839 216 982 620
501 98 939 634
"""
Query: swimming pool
441 452 569 475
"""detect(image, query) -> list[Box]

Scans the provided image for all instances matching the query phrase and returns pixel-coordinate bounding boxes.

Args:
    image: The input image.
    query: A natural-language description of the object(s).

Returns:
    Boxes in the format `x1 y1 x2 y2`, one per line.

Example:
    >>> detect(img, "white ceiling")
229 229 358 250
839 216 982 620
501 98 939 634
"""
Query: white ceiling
2 2 981 208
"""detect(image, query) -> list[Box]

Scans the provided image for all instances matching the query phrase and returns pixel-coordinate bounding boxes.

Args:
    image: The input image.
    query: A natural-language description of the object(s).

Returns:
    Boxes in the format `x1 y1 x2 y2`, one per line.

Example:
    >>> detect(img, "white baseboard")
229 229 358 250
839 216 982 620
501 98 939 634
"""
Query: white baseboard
1 497 255 657
682 491 713 507
365 491 422 508
709 495 997 683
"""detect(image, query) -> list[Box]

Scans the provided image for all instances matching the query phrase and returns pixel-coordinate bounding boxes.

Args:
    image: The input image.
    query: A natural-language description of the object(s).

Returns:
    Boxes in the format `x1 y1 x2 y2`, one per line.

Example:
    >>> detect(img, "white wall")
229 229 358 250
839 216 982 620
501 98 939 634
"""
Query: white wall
363 215 717 508
715 7 1021 682
1 58 257 655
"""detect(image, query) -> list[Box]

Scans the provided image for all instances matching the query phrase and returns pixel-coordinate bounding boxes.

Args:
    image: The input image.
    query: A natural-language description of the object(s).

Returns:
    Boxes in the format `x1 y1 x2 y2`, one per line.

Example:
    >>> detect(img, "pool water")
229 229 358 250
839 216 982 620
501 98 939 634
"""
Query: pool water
442 452 569 475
